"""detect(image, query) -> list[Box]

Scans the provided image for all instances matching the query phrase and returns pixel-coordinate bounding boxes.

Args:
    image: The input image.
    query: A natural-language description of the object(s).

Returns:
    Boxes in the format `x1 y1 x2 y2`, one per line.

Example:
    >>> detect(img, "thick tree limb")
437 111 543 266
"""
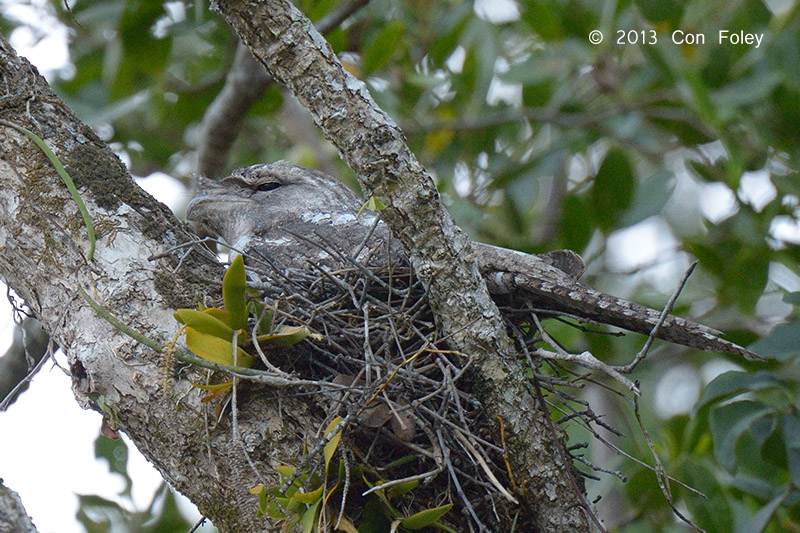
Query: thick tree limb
213 1 600 530
0 34 336 532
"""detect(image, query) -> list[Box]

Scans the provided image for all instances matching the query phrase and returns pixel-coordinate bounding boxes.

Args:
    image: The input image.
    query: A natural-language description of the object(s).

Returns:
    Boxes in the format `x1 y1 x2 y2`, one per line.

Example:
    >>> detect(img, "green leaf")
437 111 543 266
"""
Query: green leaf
300 500 320 533
590 149 635 231
520 0 562 39
748 323 800 361
363 477 402 517
255 325 319 347
558 194 593 251
400 504 453 530
3 122 96 260
363 20 405 74
693 371 782 416
250 485 269 518
619 169 675 226
292 485 323 505
250 301 274 335
323 417 343 471
730 475 778 500
709 400 772 471
388 479 419 499
276 465 295 479
781 415 800 487
174 309 234 340
185 327 254 367
742 488 789 533
223 254 248 330
712 72 782 110
204 307 231 325
678 458 733 532
634 0 684 26
112 0 172 98
94 434 131 496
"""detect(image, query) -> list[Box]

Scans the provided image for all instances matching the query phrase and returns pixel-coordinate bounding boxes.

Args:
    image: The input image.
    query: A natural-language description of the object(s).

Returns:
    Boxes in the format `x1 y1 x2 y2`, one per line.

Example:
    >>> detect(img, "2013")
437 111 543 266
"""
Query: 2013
616 30 657 45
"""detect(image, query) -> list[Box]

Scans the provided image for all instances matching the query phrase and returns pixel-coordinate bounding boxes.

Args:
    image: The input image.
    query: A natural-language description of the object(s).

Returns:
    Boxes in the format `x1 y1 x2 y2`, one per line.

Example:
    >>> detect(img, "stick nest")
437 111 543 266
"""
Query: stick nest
215 237 601 532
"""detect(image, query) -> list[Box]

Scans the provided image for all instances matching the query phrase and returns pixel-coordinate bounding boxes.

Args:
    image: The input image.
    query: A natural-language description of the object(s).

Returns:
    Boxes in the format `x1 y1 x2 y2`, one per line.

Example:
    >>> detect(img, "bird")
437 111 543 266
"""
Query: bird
186 161 761 361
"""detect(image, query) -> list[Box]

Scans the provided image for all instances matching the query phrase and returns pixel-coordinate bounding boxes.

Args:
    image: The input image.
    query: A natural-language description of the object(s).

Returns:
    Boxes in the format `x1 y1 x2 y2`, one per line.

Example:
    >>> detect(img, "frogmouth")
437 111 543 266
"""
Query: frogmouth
187 161 761 361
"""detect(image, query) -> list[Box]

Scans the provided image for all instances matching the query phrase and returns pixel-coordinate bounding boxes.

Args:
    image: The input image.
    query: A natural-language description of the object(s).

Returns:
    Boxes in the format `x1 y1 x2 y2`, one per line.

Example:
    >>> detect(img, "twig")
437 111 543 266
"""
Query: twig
531 313 640 395
633 394 705 532
453 430 518 504
617 261 699 374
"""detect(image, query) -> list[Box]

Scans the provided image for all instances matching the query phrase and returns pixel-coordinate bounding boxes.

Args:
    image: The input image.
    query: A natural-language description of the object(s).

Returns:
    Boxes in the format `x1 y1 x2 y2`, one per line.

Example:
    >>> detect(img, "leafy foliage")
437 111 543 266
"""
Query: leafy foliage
77 435 198 532
4 0 799 530
250 417 454 532
174 254 316 398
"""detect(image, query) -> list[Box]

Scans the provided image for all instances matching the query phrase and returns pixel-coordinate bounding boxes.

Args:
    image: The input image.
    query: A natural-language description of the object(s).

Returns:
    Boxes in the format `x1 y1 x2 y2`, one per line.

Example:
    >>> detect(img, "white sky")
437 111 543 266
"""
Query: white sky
0 360 169 533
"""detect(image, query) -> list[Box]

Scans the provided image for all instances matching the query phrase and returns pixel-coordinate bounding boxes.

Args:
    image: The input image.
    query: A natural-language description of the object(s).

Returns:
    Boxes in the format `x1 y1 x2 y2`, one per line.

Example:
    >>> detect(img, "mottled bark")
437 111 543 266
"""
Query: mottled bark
0 35 329 532
0 479 38 533
213 1 599 530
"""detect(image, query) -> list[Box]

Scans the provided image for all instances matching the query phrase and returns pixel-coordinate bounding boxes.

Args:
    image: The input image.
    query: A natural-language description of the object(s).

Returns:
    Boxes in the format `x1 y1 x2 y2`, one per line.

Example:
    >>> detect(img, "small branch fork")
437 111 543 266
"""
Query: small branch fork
515 261 700 396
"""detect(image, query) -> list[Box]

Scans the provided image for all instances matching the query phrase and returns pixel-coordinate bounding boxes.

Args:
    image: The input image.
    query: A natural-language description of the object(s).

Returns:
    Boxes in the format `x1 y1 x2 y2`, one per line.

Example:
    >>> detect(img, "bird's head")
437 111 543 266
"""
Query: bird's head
187 161 366 253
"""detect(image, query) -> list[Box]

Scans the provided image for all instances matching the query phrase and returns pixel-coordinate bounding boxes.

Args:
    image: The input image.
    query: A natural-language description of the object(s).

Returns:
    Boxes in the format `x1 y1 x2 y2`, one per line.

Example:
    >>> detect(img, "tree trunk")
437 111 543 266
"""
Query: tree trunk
0 34 325 532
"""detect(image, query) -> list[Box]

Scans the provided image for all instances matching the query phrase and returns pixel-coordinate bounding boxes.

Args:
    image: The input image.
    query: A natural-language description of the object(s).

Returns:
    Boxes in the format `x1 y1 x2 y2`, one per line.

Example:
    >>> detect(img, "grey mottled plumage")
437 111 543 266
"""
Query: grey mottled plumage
187 161 761 361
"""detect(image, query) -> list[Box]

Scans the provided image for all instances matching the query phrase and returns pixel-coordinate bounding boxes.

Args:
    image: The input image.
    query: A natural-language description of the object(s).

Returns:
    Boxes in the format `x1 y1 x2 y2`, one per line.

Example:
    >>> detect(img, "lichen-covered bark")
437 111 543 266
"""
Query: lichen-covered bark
0 478 38 533
0 35 325 532
213 1 599 530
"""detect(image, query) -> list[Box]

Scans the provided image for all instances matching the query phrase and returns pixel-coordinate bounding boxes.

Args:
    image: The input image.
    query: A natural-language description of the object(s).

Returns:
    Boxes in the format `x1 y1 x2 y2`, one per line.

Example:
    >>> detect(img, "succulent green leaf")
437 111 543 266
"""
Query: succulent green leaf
250 485 270 518
255 325 320 347
300 501 320 533
251 300 274 335
223 254 248 330
400 504 453 530
174 309 234 340
388 479 419 499
185 327 254 367
292 485 323 505
204 307 231 325
323 417 343 471
275 465 295 478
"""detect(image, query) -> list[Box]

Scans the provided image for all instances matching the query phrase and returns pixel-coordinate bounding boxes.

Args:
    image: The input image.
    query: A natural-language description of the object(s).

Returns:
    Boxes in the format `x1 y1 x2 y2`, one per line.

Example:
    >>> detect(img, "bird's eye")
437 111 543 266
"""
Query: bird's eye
253 180 281 192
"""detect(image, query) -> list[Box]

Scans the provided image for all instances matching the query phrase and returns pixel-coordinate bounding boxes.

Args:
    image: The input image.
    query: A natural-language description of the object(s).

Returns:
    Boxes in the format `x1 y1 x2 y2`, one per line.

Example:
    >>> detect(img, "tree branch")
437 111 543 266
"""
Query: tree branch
213 1 599 530
0 34 331 532
196 0 369 178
